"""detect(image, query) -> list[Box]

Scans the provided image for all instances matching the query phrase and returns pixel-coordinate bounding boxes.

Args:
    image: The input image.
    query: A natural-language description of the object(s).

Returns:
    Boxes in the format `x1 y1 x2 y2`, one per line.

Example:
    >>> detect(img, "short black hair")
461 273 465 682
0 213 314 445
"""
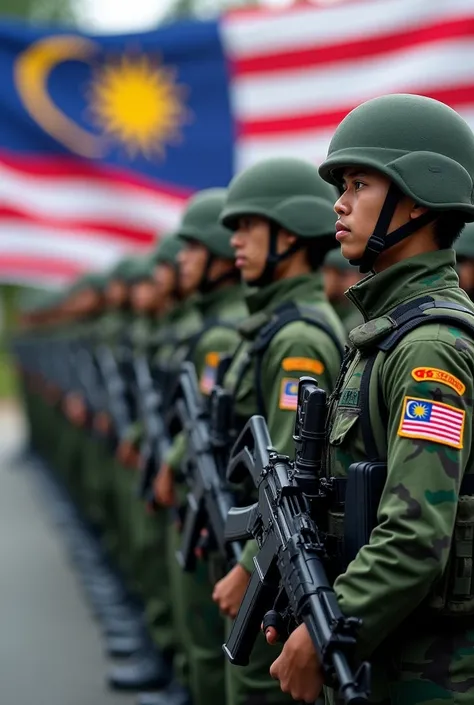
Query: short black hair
433 212 466 249
304 236 337 271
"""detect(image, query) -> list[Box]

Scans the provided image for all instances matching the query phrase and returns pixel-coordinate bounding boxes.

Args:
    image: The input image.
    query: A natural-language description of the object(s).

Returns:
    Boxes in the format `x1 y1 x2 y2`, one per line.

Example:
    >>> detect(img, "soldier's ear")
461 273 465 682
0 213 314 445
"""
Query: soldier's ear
278 228 297 248
410 202 429 220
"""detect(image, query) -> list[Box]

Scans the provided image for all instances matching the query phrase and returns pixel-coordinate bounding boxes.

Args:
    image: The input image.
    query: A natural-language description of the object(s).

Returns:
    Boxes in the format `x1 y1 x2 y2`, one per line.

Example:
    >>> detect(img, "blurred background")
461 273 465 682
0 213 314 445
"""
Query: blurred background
0 0 473 401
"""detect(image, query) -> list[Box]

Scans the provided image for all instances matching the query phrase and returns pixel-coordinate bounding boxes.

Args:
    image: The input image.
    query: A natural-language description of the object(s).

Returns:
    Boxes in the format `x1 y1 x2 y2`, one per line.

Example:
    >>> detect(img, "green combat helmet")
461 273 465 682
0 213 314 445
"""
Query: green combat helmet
220 156 337 286
152 233 183 267
176 188 237 292
151 233 183 299
319 94 474 273
125 255 156 285
455 222 474 261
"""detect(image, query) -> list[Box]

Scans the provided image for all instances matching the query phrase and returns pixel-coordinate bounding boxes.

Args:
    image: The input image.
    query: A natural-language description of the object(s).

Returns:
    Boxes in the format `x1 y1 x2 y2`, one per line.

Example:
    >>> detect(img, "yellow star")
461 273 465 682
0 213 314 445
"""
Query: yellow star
87 53 188 160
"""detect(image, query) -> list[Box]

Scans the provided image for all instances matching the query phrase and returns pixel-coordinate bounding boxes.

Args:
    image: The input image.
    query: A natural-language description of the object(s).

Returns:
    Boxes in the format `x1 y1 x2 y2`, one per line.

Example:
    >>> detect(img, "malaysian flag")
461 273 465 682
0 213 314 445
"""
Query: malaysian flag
0 0 474 287
279 378 299 411
398 396 465 449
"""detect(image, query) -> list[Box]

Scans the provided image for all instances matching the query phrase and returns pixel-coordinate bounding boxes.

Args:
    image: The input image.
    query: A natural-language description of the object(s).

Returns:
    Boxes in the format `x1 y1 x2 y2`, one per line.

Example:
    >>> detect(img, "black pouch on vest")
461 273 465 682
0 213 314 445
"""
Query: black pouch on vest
344 461 387 566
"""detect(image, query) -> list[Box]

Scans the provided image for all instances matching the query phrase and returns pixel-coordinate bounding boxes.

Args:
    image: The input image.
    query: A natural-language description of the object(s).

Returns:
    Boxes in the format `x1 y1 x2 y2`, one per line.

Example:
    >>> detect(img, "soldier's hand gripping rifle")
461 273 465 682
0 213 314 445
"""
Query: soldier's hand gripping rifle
167 360 242 572
223 377 370 705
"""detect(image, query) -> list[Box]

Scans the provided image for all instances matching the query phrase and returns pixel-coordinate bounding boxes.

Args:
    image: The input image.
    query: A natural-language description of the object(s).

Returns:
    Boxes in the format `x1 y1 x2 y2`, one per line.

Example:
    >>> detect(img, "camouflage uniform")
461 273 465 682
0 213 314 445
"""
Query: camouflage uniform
163 190 247 705
318 95 474 704
218 157 346 705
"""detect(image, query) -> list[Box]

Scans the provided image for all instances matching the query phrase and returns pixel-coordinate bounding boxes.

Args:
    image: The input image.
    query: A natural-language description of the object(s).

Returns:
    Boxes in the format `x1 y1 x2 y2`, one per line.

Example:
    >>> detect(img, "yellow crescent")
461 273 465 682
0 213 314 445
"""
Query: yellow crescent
14 35 104 159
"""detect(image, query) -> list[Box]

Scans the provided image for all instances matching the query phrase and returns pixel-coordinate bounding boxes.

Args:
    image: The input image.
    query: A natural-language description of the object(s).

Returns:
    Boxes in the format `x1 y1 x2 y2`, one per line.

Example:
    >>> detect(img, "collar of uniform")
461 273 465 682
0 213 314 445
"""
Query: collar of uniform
238 273 324 340
345 249 458 321
244 273 324 316
196 283 242 318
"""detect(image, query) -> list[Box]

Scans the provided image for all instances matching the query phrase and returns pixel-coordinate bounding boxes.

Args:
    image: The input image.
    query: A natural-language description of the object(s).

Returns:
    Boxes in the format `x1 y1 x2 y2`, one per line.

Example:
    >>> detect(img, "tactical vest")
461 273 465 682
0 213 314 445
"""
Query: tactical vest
231 300 344 420
327 294 474 617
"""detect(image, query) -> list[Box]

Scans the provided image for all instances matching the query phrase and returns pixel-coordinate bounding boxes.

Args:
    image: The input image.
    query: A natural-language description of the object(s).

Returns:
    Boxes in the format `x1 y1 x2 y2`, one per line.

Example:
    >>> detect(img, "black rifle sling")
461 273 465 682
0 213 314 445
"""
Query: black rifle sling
184 317 238 364
248 301 344 417
359 295 474 463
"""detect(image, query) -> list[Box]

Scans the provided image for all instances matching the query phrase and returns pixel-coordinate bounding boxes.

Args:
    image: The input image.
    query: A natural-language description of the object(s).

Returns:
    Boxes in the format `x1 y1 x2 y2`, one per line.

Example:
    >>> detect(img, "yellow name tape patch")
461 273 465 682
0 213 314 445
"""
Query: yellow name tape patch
411 367 466 396
282 357 325 376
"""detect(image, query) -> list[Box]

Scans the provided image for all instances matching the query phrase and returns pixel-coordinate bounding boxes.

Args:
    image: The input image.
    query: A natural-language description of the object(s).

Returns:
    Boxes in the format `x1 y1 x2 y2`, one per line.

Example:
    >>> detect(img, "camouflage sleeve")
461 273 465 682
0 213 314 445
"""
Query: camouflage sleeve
193 327 241 393
124 420 145 447
334 336 473 657
166 431 187 473
167 328 240 474
264 323 340 458
239 327 339 572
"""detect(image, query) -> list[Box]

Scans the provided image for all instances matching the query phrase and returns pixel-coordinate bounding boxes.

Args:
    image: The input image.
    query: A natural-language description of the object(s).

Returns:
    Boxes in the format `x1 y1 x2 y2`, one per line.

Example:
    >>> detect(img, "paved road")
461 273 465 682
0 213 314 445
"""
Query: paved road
0 406 135 705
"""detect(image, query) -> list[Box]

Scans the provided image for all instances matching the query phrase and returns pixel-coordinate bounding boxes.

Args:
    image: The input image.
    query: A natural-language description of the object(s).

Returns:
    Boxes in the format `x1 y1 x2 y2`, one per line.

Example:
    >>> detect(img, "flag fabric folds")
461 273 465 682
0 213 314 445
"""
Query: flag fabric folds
0 0 474 287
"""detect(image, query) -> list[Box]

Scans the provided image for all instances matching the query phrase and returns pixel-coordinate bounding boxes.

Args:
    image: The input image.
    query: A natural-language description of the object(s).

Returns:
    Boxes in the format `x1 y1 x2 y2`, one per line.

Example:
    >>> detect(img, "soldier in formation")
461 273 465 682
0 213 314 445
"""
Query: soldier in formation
13 93 474 705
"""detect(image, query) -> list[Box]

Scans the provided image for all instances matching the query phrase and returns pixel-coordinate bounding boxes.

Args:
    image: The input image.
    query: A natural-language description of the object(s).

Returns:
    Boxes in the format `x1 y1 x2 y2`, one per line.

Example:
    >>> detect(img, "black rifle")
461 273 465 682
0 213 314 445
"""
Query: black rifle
134 353 171 500
223 377 370 705
74 339 106 418
167 361 242 572
96 342 132 442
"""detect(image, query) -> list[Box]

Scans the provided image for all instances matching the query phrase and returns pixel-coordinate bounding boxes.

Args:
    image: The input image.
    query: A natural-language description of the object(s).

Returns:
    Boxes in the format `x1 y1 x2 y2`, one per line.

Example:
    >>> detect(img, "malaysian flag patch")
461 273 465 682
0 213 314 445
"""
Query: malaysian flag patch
199 352 219 396
279 378 299 411
398 396 465 450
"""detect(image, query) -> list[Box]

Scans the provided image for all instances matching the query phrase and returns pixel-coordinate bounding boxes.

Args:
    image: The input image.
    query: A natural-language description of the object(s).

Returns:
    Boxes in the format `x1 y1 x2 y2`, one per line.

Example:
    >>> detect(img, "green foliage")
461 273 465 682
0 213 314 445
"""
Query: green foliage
0 0 78 24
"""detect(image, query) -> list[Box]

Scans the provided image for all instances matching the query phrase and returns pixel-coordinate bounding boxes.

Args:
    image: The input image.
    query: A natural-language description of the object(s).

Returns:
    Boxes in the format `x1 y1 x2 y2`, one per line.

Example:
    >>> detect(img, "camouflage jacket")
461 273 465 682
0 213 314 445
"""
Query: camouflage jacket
166 284 246 473
223 273 345 572
327 249 474 703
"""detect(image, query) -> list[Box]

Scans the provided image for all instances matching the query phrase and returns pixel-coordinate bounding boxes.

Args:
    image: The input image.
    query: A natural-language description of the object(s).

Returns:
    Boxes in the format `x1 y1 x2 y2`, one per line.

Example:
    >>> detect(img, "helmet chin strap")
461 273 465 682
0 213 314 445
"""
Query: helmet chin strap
198 252 239 294
246 220 303 288
350 183 438 274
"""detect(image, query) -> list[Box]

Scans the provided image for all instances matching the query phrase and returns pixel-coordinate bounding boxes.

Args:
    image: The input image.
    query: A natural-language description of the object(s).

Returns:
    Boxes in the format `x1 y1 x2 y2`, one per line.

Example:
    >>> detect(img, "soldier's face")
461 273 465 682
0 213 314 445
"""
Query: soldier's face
106 280 128 308
131 280 157 312
177 240 208 293
323 266 345 302
154 263 177 298
231 216 270 282
334 168 416 264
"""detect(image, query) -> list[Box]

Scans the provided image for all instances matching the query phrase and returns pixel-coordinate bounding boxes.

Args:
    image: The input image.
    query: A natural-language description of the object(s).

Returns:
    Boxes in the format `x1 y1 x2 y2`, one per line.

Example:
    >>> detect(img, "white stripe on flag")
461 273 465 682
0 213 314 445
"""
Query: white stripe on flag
223 0 474 59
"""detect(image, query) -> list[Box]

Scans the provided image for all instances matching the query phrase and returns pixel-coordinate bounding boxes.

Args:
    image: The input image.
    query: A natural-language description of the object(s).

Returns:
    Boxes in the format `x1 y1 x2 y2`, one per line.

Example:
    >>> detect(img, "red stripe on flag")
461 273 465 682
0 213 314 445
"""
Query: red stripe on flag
234 17 474 76
227 0 360 21
0 206 155 248
0 150 192 201
403 422 461 437
0 255 87 278
239 83 474 137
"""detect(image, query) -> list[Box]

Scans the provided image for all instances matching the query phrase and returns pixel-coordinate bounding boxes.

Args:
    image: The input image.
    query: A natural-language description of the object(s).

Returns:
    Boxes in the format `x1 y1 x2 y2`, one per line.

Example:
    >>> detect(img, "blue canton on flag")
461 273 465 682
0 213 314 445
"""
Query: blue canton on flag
398 396 465 449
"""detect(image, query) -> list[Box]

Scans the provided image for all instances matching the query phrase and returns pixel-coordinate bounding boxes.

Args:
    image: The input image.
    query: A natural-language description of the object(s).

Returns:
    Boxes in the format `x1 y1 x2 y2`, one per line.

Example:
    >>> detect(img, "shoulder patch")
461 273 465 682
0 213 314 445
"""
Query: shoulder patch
282 357 325 375
199 352 220 395
398 396 465 449
411 367 466 396
279 377 299 411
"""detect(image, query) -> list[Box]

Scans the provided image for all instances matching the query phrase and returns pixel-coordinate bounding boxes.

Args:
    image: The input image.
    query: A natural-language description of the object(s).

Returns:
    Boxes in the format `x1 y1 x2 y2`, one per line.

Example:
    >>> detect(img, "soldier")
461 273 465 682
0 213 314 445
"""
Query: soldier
149 189 247 705
209 157 345 705
455 222 474 300
106 244 190 694
265 94 474 705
